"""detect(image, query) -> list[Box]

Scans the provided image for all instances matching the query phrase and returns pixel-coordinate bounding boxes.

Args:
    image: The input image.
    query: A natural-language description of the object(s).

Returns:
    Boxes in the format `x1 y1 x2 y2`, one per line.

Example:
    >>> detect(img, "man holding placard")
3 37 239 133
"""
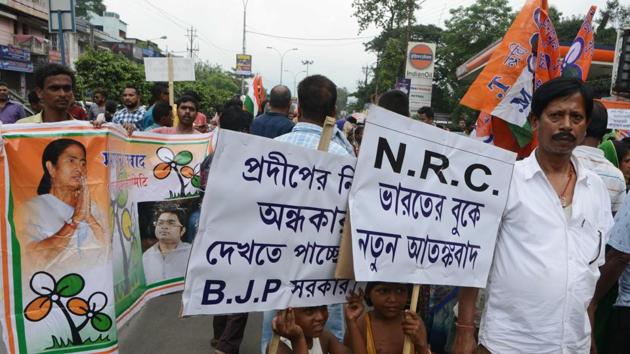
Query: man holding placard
454 78 613 353
259 74 354 353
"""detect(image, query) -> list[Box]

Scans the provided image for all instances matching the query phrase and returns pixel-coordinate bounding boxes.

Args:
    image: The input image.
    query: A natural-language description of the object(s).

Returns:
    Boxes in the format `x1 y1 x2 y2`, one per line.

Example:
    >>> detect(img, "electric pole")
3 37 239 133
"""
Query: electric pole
241 0 249 95
186 26 199 59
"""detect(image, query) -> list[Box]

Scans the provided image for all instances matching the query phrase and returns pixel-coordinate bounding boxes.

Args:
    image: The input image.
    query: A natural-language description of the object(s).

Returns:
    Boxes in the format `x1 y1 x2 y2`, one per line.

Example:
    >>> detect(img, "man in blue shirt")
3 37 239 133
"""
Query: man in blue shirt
260 75 353 353
0 82 25 123
250 85 294 139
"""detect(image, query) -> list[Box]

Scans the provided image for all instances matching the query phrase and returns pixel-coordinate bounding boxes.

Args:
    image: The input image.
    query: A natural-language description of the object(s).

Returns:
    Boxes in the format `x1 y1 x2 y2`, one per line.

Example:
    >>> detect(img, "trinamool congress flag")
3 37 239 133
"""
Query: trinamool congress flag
561 6 597 80
460 0 547 127
534 8 561 90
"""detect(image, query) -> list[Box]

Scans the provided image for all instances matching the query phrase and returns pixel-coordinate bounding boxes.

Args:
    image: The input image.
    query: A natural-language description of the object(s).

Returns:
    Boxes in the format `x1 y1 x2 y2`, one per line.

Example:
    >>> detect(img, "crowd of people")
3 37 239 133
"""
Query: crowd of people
2 62 630 354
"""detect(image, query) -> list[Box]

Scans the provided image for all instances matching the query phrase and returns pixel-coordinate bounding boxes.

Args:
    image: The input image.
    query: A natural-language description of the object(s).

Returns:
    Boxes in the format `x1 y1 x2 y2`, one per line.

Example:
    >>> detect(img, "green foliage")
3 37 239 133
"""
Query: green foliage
75 0 106 18
595 0 630 47
375 38 406 95
75 49 150 103
336 87 349 114
174 61 240 113
437 0 513 117
352 0 421 33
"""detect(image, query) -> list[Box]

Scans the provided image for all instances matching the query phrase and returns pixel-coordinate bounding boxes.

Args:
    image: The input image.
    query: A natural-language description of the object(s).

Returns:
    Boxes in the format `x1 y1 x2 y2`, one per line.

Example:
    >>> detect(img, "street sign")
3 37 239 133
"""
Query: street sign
235 54 252 76
48 0 76 32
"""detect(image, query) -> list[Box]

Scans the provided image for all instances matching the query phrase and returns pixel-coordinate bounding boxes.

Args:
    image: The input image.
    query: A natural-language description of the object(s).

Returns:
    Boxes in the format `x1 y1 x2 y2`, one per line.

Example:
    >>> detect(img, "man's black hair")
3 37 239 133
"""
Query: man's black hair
27 90 39 105
269 85 292 109
298 75 337 124
224 96 243 110
153 101 172 124
104 100 118 114
34 63 75 89
585 101 609 140
154 204 187 227
150 82 168 101
93 87 107 98
418 106 434 118
176 95 199 111
614 139 630 168
181 90 201 103
0 82 8 88
530 77 593 120
123 84 141 96
220 105 250 132
378 90 410 117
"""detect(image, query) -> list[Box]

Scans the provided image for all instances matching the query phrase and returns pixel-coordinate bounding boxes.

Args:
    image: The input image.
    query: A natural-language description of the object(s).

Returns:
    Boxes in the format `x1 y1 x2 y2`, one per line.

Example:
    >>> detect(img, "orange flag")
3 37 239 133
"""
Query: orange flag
460 0 545 127
561 6 597 80
534 9 561 89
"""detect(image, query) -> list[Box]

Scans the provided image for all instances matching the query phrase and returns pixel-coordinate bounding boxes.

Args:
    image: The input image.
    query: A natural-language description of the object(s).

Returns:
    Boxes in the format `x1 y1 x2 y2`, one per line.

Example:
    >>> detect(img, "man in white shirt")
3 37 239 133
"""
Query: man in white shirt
142 206 191 284
453 77 614 354
573 100 626 213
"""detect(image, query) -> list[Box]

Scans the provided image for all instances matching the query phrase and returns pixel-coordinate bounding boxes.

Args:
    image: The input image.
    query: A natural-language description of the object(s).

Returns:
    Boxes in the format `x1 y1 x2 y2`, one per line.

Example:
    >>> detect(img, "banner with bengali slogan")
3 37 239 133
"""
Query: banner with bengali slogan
349 106 517 287
182 130 360 315
0 122 211 354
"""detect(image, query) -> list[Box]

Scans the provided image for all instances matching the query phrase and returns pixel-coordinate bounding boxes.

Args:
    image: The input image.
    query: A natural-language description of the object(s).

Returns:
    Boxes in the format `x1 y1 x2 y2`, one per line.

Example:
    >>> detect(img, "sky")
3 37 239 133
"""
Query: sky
103 0 611 94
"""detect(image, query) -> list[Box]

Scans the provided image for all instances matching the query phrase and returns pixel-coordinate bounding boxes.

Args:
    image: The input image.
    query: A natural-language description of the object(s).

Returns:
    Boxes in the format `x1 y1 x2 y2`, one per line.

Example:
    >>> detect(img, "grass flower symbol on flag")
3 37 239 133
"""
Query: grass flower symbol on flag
153 146 201 197
24 271 112 347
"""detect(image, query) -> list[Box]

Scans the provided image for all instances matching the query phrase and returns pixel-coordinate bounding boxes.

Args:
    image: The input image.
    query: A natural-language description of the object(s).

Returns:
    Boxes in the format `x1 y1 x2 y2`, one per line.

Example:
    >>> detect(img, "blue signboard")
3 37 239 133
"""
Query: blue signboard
0 60 34 73
0 45 30 62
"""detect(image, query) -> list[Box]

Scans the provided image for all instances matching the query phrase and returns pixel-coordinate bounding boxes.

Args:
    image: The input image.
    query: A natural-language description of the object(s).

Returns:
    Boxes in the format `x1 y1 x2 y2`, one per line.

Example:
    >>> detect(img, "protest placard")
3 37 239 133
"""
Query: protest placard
182 130 359 315
144 57 196 82
0 122 212 353
349 106 516 287
606 108 630 130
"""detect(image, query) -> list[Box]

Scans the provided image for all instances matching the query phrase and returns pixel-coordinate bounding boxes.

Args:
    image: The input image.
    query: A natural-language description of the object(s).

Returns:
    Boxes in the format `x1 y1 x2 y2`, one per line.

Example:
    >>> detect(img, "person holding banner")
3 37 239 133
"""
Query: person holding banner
261 74 354 353
16 138 109 271
453 78 613 354
151 96 202 135
18 64 78 124
113 85 146 131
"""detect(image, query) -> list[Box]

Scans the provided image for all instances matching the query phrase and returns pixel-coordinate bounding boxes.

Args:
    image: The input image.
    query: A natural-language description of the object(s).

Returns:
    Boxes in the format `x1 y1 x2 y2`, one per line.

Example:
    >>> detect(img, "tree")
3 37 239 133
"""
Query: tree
75 49 150 103
352 0 421 33
174 61 240 113
595 0 630 46
336 87 349 114
437 0 513 119
75 0 106 18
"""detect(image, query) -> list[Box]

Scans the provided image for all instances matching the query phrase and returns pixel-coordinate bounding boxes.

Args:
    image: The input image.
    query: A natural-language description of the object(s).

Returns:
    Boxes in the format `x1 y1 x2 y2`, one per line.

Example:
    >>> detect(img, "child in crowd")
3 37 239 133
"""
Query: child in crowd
149 101 174 130
268 283 429 354
269 306 349 354
345 283 430 354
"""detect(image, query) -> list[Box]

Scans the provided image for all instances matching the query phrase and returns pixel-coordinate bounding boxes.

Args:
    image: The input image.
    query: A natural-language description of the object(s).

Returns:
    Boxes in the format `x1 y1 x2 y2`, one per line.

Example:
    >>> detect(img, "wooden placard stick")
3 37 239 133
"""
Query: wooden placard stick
269 115 337 354
402 284 421 354
167 54 178 127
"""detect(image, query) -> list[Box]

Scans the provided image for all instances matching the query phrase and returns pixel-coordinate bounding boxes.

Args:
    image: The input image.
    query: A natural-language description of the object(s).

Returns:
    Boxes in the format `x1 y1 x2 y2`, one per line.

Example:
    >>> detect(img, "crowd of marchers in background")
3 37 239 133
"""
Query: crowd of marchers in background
4 62 630 354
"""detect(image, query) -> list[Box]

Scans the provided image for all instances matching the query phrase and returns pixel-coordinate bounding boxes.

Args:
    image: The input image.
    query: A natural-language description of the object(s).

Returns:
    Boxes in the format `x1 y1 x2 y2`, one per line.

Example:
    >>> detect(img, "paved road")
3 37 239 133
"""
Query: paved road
0 292 263 354
119 292 262 354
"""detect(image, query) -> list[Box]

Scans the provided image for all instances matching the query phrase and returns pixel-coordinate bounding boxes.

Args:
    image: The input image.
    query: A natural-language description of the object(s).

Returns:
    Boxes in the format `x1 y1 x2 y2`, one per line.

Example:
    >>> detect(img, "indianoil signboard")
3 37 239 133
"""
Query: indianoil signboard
405 42 436 113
